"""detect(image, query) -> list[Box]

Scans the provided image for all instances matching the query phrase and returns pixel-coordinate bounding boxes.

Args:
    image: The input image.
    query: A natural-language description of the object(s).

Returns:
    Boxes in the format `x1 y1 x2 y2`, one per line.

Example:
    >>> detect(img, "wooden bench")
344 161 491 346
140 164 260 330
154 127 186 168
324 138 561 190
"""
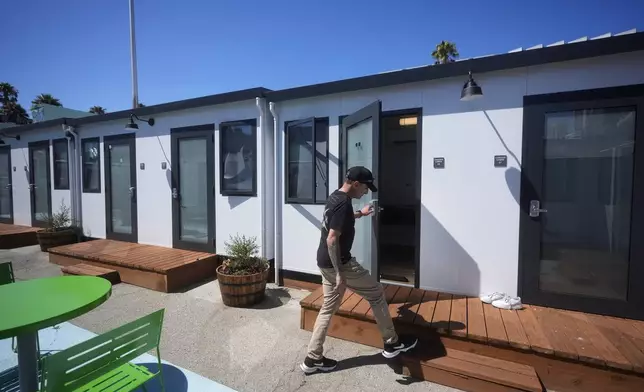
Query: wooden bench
39 309 166 392
61 263 120 284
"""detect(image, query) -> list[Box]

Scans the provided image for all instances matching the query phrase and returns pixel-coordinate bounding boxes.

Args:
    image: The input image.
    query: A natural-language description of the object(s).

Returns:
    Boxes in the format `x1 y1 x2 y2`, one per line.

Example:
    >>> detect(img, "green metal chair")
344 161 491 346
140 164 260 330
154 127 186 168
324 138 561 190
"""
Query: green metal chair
39 308 166 392
0 261 38 356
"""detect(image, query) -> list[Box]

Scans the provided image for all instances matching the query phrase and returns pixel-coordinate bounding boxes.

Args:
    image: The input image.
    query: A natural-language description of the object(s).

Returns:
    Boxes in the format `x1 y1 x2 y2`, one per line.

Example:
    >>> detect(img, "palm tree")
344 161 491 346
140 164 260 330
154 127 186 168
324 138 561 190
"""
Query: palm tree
89 106 106 115
431 41 459 64
0 82 18 105
0 82 31 124
31 93 62 109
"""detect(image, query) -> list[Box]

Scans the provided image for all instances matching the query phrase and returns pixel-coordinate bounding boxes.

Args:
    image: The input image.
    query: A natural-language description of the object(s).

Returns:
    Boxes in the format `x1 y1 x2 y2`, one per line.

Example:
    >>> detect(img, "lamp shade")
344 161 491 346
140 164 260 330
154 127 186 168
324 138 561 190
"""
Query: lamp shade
460 72 483 101
124 121 139 131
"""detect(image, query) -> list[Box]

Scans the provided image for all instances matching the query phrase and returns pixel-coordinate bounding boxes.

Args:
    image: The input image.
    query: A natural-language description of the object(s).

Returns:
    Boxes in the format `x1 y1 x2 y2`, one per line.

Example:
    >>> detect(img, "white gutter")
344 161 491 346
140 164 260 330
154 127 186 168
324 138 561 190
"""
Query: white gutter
63 124 82 230
255 97 266 260
269 102 281 285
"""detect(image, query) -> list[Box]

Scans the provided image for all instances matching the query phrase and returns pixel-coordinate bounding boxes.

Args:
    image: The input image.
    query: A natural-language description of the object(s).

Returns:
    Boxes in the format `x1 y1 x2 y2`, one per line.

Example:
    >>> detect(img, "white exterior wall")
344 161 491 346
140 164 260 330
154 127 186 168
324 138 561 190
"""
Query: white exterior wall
7 126 72 226
275 51 644 297
74 99 268 253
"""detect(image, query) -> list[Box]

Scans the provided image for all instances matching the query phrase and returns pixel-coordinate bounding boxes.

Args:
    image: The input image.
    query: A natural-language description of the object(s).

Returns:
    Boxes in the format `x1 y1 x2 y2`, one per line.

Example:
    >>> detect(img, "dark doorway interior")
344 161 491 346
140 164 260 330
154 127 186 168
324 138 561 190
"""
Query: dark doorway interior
378 113 419 286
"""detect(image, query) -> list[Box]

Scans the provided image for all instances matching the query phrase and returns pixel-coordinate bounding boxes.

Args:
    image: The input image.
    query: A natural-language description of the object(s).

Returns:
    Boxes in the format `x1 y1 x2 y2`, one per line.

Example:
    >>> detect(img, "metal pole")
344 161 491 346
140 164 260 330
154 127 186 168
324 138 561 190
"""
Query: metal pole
129 0 139 109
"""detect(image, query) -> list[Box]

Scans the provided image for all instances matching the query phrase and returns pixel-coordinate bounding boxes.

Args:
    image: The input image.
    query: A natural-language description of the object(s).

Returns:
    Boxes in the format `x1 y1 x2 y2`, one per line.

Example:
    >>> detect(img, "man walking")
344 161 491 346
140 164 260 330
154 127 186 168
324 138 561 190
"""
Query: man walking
300 166 418 374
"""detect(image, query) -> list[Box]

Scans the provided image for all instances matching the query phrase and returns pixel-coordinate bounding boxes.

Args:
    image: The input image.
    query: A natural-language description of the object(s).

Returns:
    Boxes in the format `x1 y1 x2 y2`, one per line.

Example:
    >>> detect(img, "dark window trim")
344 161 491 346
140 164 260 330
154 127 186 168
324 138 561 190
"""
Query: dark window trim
81 137 101 193
284 117 330 205
219 118 258 197
52 138 70 190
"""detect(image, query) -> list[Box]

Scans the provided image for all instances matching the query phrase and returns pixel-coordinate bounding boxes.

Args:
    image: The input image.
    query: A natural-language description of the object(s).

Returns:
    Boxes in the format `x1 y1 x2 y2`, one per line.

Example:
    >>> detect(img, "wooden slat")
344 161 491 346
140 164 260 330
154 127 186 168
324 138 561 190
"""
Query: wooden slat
397 288 425 324
586 314 644 372
531 306 578 360
48 239 215 273
516 306 554 355
430 292 452 334
387 286 412 319
448 295 467 337
550 309 610 366
566 312 632 371
414 291 439 327
466 297 487 343
500 310 531 350
338 290 363 315
299 287 323 308
350 294 372 318
482 303 509 346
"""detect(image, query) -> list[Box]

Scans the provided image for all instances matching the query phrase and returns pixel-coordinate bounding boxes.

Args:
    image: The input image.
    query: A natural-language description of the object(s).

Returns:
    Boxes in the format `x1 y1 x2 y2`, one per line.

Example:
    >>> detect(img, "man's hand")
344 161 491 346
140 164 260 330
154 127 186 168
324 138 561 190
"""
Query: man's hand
335 272 346 292
360 204 374 217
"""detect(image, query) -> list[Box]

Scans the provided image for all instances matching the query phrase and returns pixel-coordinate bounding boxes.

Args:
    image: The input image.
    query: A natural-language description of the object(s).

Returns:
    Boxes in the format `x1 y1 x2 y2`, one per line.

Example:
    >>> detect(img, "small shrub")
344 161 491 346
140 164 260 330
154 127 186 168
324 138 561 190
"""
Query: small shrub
218 234 268 275
43 201 72 232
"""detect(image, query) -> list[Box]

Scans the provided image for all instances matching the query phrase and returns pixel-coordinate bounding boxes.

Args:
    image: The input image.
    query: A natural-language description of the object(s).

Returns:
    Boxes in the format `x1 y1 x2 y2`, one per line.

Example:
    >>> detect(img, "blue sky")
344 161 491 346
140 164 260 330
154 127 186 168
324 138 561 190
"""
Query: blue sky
3 0 643 114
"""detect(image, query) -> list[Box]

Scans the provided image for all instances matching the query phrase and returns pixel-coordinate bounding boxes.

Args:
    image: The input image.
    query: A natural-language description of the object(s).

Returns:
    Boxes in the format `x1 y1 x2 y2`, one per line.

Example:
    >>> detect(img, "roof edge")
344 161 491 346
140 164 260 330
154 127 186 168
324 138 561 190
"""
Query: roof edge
6 87 270 133
266 31 644 102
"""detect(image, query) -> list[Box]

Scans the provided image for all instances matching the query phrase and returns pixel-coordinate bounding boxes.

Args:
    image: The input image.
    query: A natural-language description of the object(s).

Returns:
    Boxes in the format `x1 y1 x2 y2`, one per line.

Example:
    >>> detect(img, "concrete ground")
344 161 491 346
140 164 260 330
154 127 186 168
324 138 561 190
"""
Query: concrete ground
1 245 461 392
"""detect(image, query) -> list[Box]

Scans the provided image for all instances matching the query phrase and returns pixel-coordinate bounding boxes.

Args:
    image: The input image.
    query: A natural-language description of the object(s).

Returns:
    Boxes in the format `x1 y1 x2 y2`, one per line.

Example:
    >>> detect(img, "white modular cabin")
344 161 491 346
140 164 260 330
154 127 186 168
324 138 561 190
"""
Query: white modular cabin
268 31 644 320
3 31 644 320
1 88 275 261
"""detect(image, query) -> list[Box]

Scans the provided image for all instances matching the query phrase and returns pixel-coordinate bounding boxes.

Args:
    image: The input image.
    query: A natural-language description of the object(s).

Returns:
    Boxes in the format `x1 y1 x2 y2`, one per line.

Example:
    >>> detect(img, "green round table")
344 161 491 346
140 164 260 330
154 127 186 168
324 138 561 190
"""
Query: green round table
0 275 112 392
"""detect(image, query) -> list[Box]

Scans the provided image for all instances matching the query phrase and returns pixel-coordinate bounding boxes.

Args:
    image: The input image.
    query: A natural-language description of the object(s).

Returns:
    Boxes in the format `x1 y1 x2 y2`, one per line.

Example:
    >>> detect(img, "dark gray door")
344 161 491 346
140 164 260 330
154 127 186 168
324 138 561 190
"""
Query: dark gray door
104 133 138 242
171 125 215 253
0 146 13 224
520 85 644 320
29 141 52 228
340 101 382 275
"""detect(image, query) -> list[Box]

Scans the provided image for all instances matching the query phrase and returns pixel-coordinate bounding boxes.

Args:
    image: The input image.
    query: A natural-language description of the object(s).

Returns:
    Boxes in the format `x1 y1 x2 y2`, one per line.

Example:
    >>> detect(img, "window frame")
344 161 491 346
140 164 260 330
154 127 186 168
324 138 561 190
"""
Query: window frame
284 117 330 205
219 118 258 197
52 138 70 190
81 137 101 193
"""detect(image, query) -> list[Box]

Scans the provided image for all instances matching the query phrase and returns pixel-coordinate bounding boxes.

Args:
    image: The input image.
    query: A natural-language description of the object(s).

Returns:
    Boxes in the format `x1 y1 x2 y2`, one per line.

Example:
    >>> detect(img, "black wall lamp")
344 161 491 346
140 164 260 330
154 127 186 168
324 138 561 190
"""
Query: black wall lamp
0 133 21 145
125 113 155 131
460 71 483 101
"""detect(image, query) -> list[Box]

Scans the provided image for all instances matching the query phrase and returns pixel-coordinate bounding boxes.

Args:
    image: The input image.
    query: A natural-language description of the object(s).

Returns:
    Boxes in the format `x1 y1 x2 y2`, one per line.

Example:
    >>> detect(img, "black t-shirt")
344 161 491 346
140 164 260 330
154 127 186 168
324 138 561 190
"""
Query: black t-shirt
316 190 356 268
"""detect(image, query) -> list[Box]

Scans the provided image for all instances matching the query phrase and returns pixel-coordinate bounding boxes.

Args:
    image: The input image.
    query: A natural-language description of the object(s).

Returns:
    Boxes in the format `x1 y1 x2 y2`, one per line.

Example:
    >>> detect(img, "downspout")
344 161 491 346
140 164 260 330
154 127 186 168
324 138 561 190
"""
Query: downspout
63 126 76 225
63 125 82 231
255 97 266 260
269 102 281 286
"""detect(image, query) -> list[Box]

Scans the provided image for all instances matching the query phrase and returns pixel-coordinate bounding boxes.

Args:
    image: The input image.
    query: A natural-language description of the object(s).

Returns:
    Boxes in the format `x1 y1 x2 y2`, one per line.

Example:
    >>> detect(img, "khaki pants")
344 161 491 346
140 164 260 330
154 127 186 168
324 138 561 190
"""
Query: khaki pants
307 258 398 360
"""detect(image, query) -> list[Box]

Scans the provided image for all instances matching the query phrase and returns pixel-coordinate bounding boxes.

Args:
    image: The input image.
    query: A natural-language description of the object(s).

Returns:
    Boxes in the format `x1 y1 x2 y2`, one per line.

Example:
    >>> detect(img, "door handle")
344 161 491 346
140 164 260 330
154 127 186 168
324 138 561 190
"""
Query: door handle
172 188 179 199
5 184 11 189
128 186 135 197
529 200 547 217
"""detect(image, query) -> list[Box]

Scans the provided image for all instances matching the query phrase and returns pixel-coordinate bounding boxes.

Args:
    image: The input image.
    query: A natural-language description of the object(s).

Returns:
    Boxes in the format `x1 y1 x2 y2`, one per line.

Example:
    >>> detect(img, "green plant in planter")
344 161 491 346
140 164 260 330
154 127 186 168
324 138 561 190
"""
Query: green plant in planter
218 234 268 275
43 201 72 232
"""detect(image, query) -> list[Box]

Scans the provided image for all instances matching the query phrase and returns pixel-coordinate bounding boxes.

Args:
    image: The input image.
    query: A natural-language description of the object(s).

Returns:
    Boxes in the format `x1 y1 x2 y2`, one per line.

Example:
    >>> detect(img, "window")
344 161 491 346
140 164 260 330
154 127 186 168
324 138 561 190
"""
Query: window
82 137 101 193
219 119 257 196
285 117 329 204
52 139 69 189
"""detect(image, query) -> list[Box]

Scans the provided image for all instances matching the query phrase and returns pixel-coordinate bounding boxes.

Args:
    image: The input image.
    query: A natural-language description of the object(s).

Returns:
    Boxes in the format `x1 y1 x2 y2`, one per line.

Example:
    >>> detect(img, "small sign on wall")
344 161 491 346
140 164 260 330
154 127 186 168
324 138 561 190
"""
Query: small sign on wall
433 157 445 169
494 155 508 168
140 163 145 170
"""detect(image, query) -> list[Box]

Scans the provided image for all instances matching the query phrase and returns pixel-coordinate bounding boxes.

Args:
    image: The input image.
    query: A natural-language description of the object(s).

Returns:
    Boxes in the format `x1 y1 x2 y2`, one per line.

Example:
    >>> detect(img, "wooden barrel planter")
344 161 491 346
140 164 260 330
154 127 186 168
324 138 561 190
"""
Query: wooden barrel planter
216 265 269 307
36 228 78 252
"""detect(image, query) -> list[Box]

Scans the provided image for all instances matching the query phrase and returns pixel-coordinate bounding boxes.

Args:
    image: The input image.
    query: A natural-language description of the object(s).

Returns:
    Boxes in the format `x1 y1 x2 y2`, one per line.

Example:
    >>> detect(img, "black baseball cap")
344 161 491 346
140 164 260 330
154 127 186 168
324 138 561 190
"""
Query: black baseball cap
346 166 378 192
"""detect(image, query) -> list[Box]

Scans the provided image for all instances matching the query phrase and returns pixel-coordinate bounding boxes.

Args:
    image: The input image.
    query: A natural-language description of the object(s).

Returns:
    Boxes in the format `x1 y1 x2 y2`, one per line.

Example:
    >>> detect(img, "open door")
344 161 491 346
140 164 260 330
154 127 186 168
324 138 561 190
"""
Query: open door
341 100 382 275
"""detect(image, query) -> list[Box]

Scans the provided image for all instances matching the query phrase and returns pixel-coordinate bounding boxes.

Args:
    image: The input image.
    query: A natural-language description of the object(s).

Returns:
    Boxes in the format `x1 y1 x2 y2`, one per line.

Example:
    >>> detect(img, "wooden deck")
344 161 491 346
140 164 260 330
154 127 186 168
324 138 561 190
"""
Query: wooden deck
0 223 40 249
49 239 218 292
300 284 644 392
